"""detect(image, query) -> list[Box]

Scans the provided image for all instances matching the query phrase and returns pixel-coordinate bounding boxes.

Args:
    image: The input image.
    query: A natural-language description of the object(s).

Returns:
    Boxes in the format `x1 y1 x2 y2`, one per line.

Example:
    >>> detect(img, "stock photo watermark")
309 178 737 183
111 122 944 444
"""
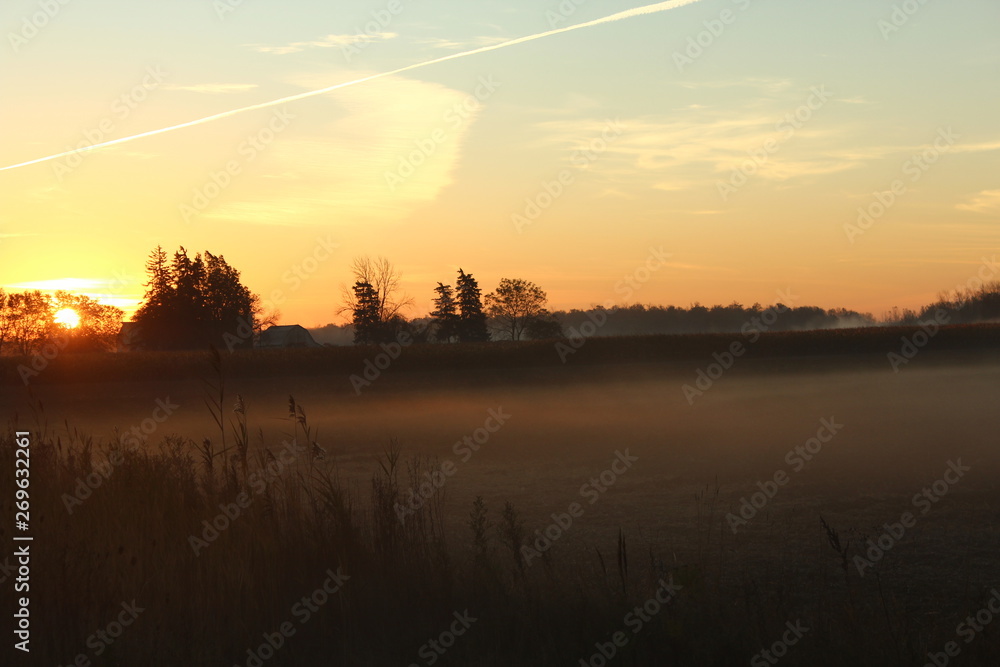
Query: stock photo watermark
385 75 501 193
726 418 844 533
521 449 638 566
877 0 935 40
853 459 970 577
672 0 755 72
555 245 670 362
233 567 349 667
513 118 624 233
577 576 682 666
717 86 832 202
8 0 74 52
844 127 958 243
681 288 799 404
395 407 511 523
52 66 167 181
179 108 295 223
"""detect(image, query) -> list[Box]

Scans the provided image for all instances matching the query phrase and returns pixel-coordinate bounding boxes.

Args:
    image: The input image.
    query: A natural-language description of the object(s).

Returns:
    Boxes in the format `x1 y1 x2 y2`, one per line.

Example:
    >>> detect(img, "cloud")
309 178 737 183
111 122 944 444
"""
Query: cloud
533 113 857 183
413 35 510 50
250 32 397 55
957 189 1000 213
952 140 1000 155
202 73 486 226
526 96 1000 196
163 83 259 94
671 77 793 94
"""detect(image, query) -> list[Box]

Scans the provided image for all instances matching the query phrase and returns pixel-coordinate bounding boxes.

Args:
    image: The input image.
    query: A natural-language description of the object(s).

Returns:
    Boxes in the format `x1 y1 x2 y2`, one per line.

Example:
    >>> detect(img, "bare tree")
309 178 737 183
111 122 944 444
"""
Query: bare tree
250 294 281 342
338 256 413 325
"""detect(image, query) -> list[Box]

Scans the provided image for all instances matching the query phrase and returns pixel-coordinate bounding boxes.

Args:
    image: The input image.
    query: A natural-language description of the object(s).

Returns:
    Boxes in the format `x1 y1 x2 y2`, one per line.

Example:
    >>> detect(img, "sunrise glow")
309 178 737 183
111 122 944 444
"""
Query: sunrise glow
53 307 81 328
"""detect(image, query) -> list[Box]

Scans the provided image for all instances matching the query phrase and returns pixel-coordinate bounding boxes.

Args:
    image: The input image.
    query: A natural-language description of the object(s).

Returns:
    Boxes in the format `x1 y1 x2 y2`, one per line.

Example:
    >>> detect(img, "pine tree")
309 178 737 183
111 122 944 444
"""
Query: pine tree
352 281 381 344
455 269 489 342
133 246 175 347
430 283 460 343
133 246 258 350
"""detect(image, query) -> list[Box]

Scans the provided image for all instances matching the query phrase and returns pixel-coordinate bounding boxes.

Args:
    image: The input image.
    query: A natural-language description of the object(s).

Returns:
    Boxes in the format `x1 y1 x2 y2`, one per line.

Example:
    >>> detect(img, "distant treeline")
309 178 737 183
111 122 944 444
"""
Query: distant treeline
888 281 1000 327
311 281 1000 345
552 303 874 337
309 303 872 344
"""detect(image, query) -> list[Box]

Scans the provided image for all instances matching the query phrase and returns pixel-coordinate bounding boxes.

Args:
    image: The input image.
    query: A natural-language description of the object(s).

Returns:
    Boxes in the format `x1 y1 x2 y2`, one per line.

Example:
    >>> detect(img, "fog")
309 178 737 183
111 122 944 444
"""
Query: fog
17 353 999 530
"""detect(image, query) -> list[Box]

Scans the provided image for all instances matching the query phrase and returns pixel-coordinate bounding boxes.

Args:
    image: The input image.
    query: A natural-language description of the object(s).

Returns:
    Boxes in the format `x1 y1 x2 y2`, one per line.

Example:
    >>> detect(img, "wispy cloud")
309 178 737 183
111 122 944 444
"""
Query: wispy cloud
163 83 259 94
202 73 484 226
671 77 793 93
952 140 1000 154
957 189 1000 213
250 32 397 55
837 96 871 105
528 101 1000 195
413 35 510 50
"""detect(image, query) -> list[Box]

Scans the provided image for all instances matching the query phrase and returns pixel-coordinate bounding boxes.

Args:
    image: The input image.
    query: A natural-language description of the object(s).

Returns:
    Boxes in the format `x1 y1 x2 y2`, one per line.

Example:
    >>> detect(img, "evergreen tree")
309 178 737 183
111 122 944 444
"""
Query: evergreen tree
430 282 460 342
133 246 258 350
352 281 381 344
455 269 489 342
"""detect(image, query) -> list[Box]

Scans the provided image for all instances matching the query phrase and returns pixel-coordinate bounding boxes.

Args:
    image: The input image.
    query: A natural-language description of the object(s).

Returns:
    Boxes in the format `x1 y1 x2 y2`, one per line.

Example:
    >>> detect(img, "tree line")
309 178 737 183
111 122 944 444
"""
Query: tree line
132 246 275 350
342 256 560 344
0 289 123 354
6 245 1000 355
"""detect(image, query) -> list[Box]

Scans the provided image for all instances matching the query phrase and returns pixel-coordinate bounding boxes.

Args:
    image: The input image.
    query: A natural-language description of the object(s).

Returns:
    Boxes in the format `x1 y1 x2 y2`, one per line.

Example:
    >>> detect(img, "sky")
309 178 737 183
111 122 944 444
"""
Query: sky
1 0 998 326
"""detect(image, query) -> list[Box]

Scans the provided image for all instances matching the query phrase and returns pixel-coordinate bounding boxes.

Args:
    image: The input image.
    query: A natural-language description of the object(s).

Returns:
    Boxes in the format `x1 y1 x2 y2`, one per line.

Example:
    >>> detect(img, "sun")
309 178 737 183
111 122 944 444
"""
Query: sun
54 307 81 328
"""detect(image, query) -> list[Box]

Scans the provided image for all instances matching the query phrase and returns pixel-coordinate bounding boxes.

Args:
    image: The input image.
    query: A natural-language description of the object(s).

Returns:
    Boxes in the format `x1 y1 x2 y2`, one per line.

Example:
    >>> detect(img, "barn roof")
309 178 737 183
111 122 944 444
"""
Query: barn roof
258 324 321 348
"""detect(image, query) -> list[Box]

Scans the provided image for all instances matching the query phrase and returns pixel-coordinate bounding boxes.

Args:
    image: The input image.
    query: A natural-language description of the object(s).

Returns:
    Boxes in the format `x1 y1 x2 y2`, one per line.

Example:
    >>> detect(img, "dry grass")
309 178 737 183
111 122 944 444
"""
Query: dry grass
3 432 997 663
2 343 999 665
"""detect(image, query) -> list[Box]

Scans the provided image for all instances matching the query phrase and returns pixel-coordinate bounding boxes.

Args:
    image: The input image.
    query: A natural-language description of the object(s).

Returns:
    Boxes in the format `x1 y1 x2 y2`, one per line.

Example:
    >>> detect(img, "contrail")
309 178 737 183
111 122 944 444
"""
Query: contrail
1 0 703 173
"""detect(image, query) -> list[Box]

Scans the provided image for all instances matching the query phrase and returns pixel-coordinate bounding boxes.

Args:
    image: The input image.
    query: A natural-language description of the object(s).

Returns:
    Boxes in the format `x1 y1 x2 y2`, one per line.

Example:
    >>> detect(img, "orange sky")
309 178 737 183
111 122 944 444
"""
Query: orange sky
2 0 998 326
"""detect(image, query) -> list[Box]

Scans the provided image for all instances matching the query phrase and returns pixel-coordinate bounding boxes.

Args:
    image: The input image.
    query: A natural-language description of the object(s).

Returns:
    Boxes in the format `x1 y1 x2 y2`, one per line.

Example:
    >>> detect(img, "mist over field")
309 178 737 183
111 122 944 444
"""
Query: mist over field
14 349 1000 535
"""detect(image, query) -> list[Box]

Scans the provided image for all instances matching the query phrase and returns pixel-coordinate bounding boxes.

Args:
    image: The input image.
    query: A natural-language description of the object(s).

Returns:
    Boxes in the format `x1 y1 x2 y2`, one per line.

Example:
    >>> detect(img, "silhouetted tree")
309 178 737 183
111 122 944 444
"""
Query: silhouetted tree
525 315 564 340
455 269 489 342
133 246 256 350
0 290 122 354
339 256 412 343
352 281 381 344
51 291 124 351
430 283 460 342
485 278 549 341
1 290 52 354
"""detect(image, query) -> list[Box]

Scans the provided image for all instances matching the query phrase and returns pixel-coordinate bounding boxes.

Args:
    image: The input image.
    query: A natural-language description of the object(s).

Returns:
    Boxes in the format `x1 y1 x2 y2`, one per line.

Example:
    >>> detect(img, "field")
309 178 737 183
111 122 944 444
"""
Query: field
2 325 999 665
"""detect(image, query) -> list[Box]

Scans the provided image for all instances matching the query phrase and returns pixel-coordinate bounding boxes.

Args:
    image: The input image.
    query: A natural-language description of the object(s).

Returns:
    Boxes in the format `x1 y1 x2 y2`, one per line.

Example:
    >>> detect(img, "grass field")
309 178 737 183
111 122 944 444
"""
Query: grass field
1 325 999 665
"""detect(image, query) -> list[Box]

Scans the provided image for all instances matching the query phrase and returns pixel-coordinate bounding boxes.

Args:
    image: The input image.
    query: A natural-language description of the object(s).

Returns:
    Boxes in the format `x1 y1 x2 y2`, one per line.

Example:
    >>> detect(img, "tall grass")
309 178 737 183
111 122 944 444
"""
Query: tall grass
2 365 998 664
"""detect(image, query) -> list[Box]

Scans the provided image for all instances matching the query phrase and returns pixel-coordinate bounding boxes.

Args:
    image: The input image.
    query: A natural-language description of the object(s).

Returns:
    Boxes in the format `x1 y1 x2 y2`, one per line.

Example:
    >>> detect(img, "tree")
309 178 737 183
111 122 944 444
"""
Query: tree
351 281 381 344
455 269 489 342
2 290 52 355
51 291 124 351
525 315 564 340
430 283 460 343
0 290 14 355
250 294 280 344
485 278 550 341
133 246 258 350
0 290 121 354
201 250 255 344
339 256 412 343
